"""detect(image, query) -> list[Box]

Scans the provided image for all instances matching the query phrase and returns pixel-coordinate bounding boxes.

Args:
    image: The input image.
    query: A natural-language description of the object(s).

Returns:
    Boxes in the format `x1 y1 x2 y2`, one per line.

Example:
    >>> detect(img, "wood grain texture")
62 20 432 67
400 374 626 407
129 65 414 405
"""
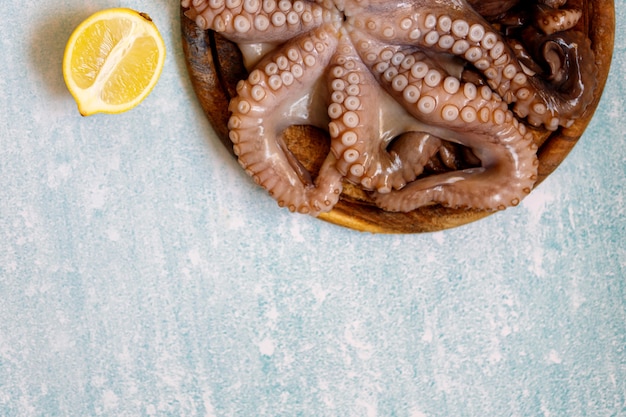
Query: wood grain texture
180 1 614 233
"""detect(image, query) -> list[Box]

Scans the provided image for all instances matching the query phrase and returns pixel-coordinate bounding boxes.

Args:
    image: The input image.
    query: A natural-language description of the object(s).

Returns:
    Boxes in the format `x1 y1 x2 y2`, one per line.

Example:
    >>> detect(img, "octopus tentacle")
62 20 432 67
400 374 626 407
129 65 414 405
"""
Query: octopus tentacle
355 36 538 211
384 132 444 191
228 25 343 215
328 34 448 193
534 4 582 35
183 0 339 45
518 28 597 128
345 0 594 130
328 34 398 191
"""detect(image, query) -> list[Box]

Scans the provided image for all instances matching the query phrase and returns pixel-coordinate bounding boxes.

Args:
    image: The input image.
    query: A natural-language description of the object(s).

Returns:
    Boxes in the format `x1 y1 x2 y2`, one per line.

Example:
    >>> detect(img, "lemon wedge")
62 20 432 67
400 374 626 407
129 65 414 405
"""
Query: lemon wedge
63 8 166 116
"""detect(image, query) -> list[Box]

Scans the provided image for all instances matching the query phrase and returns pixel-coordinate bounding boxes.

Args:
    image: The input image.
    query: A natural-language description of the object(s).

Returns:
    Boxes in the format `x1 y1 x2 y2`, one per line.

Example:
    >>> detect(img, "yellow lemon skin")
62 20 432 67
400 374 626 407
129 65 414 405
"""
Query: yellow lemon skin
63 8 166 116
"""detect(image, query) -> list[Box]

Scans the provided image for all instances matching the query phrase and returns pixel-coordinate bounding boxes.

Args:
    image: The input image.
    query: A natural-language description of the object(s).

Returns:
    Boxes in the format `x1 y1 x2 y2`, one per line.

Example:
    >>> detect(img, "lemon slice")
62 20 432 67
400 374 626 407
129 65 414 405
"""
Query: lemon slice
63 8 166 116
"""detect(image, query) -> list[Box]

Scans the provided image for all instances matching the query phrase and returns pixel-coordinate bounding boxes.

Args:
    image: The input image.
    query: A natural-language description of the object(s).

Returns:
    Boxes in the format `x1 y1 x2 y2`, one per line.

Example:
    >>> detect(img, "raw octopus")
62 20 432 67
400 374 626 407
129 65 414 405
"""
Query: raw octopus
182 0 596 215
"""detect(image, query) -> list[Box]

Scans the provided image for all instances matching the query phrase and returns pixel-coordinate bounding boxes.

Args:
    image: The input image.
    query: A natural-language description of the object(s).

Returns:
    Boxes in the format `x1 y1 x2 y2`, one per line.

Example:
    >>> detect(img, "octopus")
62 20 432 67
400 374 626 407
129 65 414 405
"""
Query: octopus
181 0 597 216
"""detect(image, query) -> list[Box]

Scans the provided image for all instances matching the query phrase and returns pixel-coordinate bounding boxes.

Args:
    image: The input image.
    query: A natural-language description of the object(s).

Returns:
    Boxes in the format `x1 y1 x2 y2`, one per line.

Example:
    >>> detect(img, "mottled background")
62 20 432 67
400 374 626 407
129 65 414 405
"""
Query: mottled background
1 1 624 416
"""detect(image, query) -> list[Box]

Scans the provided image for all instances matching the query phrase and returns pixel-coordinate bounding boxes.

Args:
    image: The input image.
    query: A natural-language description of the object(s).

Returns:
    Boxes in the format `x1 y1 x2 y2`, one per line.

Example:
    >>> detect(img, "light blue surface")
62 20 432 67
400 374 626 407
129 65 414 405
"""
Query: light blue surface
1 1 624 416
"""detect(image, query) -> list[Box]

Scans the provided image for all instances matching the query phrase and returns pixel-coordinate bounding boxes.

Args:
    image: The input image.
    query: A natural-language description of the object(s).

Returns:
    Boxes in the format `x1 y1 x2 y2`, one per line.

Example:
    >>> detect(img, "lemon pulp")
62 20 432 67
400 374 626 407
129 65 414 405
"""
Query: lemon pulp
63 8 166 116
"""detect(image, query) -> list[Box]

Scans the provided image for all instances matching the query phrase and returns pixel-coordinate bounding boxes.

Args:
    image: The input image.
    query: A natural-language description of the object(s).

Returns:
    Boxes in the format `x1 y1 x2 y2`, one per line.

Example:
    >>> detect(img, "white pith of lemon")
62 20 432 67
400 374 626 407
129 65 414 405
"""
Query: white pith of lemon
63 8 166 116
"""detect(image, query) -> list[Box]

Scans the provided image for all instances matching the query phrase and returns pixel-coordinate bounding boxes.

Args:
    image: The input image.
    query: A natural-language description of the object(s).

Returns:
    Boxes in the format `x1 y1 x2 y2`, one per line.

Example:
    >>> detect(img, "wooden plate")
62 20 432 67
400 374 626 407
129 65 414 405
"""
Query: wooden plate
180 1 614 233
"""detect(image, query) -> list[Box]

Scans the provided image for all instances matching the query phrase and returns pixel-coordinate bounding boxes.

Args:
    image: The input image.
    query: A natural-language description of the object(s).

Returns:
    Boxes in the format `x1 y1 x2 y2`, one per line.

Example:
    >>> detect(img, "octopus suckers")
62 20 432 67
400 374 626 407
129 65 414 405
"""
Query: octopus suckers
417 96 436 114
513 73 527 85
481 32 497 50
292 64 303 78
400 18 413 31
331 66 345 78
401 55 415 70
493 109 506 125
424 31 440 46
228 114 241 129
346 85 360 95
276 56 289 70
480 86 492 100
424 69 442 87
533 103 547 115
328 103 343 118
350 164 364 177
391 53 405 66
442 104 459 121
304 55 316 67
451 20 469 38
468 24 485 42
465 46 482 62
343 148 360 162
347 73 360 84
265 62 278 76
243 0 259 13
343 111 360 128
331 79 345 91
479 107 490 123
375 62 389 73
443 77 460 94
424 14 437 29
342 131 358 146
475 59 490 71
234 16 252 32
365 52 378 63
489 42 505 60
332 91 345 103
268 74 282 90
249 69 262 85
383 26 395 38
292 1 304 13
409 29 421 40
485 68 498 80
436 35 453 50
344 96 361 110
380 49 394 61
503 64 518 79
452 40 470 55
271 11 287 26
281 71 294 86
384 68 399 82
403 85 420 103
237 100 251 114
463 83 477 99
328 122 340 138
437 16 452 33
278 0 291 12
254 15 270 31
392 75 409 92
461 106 477 123
251 85 266 101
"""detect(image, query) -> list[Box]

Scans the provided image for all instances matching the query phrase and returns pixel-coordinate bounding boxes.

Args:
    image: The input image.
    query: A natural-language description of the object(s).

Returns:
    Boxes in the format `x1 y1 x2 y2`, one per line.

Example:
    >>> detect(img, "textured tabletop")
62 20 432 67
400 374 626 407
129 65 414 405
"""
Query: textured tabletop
1 1 624 416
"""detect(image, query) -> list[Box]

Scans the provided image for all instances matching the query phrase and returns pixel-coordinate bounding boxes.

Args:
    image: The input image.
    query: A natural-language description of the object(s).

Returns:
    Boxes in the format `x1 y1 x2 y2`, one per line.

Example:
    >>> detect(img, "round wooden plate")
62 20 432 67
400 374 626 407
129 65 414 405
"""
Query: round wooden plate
180 1 614 233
